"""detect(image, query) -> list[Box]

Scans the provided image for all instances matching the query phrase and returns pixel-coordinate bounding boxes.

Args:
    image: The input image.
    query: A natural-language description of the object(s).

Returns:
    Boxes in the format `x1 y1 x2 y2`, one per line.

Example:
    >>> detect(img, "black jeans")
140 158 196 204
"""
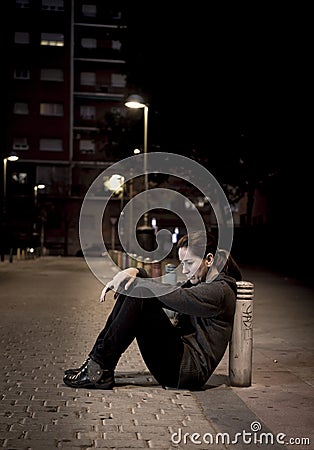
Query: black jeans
89 286 184 388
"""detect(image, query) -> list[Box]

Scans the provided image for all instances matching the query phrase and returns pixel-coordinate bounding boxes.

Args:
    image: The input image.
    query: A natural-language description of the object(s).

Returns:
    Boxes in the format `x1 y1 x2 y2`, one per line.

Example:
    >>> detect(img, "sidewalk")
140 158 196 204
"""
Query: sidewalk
0 256 313 449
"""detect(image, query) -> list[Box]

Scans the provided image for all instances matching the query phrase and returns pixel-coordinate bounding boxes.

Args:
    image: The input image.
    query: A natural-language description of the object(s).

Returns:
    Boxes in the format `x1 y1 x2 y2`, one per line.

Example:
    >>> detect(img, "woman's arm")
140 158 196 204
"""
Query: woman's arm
100 267 147 302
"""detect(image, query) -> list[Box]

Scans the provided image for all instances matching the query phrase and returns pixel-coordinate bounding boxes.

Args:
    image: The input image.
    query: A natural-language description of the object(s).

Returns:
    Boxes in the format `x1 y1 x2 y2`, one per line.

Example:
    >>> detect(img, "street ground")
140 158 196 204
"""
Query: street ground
0 256 313 449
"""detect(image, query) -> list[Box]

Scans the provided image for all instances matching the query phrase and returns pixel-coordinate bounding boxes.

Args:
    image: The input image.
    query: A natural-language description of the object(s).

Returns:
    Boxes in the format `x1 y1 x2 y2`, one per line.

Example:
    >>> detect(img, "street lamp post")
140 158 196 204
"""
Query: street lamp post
1 154 19 261
3 154 19 215
125 95 156 253
34 183 45 207
105 174 125 252
125 94 149 226
33 184 46 255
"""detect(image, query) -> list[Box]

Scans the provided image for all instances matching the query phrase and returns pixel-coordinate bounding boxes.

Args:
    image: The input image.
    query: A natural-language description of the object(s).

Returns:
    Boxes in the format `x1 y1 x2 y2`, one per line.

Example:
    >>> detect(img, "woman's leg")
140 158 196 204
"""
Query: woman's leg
89 288 184 387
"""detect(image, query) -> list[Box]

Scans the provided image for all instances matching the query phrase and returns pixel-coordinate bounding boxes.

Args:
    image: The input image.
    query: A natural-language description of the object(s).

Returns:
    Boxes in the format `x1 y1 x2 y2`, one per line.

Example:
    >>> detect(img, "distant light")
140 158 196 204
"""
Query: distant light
151 218 157 228
172 233 178 244
133 148 141 154
197 198 205 208
105 174 125 192
7 155 19 161
174 227 179 235
37 184 45 190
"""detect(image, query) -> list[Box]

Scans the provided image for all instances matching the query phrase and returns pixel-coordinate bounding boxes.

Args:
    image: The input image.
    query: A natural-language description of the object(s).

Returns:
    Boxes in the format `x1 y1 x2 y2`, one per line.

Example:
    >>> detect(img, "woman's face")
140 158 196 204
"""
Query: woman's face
178 246 210 285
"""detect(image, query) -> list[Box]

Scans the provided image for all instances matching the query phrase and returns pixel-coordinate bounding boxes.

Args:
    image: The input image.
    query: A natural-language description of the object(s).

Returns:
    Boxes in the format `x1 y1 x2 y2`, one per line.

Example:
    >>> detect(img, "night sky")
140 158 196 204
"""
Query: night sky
122 5 310 184
121 5 312 272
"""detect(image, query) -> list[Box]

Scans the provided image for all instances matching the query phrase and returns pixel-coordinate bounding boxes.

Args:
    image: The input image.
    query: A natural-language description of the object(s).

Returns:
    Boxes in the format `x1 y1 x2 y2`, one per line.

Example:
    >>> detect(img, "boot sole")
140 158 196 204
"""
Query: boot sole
63 377 115 390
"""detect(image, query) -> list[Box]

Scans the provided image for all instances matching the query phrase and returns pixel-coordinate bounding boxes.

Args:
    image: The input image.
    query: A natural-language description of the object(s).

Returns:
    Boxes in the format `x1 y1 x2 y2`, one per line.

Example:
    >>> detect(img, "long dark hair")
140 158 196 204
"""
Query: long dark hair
177 231 242 281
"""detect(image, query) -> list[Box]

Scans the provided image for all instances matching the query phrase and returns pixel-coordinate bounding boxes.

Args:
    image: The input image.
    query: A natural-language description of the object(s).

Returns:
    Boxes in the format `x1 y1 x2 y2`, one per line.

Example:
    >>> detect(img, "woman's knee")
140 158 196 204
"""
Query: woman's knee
128 285 158 300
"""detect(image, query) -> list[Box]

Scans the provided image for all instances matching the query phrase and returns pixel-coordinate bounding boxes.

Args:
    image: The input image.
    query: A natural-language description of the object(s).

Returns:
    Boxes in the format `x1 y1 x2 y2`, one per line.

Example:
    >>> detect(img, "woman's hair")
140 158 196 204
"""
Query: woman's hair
177 230 242 281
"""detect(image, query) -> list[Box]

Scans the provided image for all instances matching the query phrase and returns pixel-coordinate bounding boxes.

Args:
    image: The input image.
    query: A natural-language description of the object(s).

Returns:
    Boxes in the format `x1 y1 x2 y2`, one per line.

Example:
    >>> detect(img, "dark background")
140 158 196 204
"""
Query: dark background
120 5 311 277
1 3 311 278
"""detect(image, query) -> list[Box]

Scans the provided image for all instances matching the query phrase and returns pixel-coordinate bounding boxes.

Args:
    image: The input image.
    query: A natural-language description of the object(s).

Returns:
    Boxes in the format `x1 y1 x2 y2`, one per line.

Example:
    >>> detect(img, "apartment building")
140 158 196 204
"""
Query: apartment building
3 0 132 256
2 1 273 262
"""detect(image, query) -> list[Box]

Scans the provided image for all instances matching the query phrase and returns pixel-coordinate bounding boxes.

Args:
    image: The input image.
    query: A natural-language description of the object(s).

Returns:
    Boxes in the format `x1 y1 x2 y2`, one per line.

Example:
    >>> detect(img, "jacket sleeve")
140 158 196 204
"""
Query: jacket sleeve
127 277 228 317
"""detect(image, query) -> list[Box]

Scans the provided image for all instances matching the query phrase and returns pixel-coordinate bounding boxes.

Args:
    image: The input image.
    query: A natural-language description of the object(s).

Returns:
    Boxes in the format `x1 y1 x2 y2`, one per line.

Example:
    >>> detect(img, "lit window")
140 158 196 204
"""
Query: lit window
82 4 97 17
14 32 30 44
16 0 30 9
80 72 96 86
14 102 29 114
40 103 64 116
14 69 30 79
111 73 126 87
112 40 121 50
80 140 95 154
13 137 29 150
40 138 63 151
80 106 96 120
41 33 64 46
40 68 64 81
81 38 96 49
42 0 64 11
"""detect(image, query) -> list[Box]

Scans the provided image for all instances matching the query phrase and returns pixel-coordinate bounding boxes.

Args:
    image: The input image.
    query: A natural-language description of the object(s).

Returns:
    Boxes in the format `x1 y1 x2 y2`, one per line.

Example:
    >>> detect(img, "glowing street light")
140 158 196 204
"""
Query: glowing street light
106 174 125 193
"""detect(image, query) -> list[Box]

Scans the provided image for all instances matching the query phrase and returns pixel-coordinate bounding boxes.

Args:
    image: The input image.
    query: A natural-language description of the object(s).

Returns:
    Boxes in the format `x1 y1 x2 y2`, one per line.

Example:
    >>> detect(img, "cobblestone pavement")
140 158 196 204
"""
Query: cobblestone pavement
0 257 229 450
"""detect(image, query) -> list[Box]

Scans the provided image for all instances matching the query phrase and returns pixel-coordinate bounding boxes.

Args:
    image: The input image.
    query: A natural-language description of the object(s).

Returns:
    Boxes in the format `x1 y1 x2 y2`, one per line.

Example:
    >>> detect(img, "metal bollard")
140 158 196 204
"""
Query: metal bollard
136 255 144 269
143 257 152 277
111 250 119 265
229 281 254 387
164 263 177 285
152 260 162 278
117 250 123 268
129 253 138 268
121 252 128 269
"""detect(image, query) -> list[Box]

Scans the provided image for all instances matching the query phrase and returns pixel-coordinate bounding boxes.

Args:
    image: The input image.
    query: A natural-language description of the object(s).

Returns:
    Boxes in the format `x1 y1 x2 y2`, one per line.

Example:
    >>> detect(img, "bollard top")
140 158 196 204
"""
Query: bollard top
236 280 254 299
165 263 176 272
236 281 254 288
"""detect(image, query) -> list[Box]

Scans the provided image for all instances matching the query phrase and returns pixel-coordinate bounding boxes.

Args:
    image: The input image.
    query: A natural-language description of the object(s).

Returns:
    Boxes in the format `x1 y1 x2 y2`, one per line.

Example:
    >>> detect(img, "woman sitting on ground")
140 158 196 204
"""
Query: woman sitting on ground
63 230 242 391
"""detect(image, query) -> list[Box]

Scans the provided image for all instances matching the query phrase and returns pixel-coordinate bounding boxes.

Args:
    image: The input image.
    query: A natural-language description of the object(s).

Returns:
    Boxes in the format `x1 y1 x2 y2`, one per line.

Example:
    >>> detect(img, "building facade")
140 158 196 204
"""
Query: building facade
3 0 132 256
2 1 271 261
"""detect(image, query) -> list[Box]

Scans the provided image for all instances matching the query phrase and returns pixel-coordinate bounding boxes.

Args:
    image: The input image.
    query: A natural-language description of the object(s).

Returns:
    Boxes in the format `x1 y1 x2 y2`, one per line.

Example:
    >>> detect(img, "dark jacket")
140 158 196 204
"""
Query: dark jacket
133 270 237 389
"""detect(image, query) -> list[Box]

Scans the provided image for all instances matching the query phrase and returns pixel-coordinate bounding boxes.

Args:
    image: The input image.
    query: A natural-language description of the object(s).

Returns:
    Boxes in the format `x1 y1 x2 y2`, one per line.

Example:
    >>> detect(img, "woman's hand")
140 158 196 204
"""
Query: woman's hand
100 267 139 302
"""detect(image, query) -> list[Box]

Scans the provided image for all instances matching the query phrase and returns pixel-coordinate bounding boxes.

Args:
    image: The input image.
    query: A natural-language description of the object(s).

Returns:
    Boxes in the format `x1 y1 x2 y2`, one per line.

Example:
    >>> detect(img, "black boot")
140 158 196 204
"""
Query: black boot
64 357 91 375
63 358 115 389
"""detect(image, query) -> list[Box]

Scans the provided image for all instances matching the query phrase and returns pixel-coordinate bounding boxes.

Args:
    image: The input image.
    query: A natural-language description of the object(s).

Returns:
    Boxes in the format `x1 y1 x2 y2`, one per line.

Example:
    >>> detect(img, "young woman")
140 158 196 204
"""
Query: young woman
63 231 242 390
